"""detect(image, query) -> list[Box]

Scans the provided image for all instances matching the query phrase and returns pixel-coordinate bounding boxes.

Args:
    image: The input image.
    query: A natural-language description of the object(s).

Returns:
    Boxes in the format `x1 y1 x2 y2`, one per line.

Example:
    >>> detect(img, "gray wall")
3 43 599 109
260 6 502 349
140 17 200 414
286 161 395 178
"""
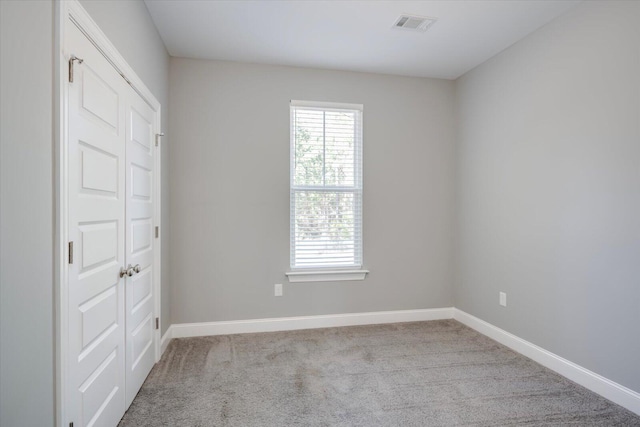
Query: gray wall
0 1 55 425
454 0 640 393
169 59 456 324
80 0 172 334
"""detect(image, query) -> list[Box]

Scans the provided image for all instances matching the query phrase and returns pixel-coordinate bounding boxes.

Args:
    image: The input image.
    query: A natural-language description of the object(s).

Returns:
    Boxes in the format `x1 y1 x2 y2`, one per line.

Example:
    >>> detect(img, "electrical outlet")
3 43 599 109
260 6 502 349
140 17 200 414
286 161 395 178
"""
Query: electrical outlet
274 283 283 297
499 292 507 307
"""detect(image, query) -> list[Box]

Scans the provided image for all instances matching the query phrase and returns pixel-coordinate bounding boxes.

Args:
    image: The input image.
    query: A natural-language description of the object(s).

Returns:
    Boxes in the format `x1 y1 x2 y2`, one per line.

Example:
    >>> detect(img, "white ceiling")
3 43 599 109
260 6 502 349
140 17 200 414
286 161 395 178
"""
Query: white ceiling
144 0 580 80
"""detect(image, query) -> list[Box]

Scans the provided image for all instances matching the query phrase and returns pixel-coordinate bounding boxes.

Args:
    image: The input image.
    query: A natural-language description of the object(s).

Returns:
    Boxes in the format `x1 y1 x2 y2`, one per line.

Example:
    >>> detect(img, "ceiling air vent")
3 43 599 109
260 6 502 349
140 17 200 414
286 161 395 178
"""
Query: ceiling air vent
393 14 437 32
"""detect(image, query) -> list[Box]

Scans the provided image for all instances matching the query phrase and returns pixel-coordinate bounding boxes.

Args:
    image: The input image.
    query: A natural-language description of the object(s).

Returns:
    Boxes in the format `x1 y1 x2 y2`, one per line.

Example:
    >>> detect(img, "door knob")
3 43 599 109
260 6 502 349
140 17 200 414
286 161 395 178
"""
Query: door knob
120 264 134 278
132 264 141 274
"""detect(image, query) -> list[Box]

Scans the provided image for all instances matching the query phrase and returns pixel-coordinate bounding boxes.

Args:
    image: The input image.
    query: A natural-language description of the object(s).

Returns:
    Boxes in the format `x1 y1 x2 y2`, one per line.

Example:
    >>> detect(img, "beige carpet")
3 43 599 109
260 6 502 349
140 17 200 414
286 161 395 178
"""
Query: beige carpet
119 320 640 426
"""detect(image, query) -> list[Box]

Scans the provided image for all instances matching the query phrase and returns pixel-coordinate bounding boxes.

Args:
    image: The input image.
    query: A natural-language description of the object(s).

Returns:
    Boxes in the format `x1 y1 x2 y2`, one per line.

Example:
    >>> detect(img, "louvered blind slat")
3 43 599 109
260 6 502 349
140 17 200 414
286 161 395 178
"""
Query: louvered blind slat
290 101 363 269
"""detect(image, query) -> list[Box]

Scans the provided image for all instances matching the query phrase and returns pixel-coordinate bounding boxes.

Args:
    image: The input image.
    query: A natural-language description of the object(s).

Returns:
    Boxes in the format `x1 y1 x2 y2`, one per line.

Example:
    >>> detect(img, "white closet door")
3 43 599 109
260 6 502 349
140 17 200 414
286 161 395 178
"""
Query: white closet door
67 21 127 427
124 85 157 406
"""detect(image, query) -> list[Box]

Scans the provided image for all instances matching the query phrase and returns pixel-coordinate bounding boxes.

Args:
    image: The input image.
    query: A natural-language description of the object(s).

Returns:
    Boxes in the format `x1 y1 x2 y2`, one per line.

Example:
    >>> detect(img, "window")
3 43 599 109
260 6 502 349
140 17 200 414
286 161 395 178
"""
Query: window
286 100 367 282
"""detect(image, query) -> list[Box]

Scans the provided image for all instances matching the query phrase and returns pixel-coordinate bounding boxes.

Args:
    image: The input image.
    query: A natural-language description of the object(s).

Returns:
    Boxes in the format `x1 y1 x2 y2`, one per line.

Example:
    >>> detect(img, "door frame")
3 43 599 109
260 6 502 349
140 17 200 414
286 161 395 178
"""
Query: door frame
55 1 162 425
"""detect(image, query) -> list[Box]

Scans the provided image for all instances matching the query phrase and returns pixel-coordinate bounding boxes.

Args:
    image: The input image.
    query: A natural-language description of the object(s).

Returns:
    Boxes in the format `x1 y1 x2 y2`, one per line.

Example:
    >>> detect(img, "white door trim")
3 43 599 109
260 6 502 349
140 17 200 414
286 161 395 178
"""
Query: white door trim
55 1 162 425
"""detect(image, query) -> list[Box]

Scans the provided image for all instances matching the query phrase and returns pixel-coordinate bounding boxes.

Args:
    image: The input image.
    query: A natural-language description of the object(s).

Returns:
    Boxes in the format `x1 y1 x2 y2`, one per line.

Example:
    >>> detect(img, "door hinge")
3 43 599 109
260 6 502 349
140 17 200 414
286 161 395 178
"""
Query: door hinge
155 132 164 147
155 226 159 238
68 241 74 264
68 55 83 83
155 317 159 330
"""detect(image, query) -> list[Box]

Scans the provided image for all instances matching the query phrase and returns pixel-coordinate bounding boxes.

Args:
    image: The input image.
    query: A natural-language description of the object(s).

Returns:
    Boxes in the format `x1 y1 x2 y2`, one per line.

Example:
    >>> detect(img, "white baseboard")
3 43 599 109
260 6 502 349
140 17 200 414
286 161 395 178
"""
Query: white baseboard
171 307 454 339
160 326 173 355
453 308 640 416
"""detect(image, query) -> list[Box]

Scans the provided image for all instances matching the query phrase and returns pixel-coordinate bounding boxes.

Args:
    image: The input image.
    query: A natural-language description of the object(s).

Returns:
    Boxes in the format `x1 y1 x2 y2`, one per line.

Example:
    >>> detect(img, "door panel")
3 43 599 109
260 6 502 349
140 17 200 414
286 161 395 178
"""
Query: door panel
79 349 120 427
131 108 152 149
131 165 152 199
131 218 152 253
80 145 119 194
79 286 118 347
79 221 118 270
67 21 127 427
125 85 156 407
81 66 119 129
132 269 152 308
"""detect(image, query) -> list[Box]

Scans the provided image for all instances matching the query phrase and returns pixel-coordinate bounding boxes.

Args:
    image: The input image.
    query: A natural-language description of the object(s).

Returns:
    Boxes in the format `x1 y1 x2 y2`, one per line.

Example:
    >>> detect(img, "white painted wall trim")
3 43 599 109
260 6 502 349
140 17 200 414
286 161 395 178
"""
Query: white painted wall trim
171 308 454 338
453 309 640 416
160 326 173 356
286 269 369 283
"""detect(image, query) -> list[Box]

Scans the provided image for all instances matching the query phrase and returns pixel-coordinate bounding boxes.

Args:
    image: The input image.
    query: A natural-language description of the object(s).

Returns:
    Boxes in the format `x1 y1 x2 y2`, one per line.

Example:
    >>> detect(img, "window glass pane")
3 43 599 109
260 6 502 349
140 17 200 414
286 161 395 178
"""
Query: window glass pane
294 190 356 267
325 111 355 187
294 109 324 186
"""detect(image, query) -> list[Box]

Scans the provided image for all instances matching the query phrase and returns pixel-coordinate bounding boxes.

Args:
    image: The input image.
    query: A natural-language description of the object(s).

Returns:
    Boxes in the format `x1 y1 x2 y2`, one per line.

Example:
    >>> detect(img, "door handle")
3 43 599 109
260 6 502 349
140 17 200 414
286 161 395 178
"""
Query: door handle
119 264 135 278
132 264 141 274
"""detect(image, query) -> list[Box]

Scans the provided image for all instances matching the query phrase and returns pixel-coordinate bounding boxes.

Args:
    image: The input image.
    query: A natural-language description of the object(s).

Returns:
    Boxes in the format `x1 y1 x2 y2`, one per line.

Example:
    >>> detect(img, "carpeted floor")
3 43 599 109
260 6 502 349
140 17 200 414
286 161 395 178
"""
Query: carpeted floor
119 320 640 426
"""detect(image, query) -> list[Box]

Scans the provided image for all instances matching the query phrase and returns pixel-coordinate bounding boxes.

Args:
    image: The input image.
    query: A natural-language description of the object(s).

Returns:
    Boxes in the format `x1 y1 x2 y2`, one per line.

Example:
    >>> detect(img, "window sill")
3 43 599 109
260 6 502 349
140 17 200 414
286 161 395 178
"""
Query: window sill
286 269 369 283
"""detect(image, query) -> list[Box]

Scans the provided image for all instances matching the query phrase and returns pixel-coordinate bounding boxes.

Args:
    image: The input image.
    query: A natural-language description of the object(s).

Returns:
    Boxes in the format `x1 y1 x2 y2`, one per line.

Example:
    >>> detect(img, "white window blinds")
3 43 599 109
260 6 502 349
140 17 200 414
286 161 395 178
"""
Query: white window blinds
290 100 363 269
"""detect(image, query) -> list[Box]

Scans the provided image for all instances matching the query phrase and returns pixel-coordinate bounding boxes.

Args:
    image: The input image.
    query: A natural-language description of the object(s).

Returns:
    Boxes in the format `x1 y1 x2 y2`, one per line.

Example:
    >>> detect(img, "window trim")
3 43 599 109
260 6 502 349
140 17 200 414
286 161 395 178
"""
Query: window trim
290 100 364 111
286 269 369 283
289 100 365 280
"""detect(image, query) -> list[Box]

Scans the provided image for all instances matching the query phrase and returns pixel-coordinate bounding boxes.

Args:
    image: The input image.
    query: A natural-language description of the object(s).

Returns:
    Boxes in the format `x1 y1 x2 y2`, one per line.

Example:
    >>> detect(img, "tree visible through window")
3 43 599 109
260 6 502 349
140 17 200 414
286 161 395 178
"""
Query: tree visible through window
290 101 363 269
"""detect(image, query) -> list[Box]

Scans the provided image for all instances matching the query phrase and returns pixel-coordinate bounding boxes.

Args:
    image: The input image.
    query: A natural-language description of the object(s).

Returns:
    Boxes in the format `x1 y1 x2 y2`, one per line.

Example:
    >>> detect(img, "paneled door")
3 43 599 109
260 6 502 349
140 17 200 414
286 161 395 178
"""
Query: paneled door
67 21 128 427
66 18 158 426
124 84 157 407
